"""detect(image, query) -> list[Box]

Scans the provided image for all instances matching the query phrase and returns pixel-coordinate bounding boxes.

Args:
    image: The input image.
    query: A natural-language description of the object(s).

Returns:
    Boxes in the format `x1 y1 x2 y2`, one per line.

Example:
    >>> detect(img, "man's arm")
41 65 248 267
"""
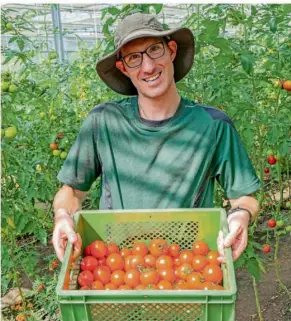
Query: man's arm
52 184 88 262
217 194 260 262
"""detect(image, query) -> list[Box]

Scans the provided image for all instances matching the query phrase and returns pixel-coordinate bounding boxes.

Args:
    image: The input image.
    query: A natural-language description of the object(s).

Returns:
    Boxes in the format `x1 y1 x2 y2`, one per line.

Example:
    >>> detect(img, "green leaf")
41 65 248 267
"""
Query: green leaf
35 228 47 245
234 253 247 269
247 257 261 281
8 36 17 44
269 18 277 33
251 5 257 16
15 214 30 234
240 54 254 74
108 6 120 15
200 20 219 41
152 4 163 14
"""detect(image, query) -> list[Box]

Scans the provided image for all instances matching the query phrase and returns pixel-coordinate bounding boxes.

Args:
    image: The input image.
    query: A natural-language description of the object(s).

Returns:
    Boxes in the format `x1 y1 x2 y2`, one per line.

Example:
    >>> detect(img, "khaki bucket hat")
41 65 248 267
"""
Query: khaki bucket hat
96 13 195 96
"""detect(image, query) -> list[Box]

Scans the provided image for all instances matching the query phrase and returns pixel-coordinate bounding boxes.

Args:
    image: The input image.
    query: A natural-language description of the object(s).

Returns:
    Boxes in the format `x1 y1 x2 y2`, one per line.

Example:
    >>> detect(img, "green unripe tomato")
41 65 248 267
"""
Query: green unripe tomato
286 225 291 232
53 149 61 157
50 115 57 121
8 84 17 93
49 51 58 60
276 220 284 228
60 151 67 159
286 201 291 208
40 112 46 119
6 23 13 31
5 126 17 139
1 81 10 92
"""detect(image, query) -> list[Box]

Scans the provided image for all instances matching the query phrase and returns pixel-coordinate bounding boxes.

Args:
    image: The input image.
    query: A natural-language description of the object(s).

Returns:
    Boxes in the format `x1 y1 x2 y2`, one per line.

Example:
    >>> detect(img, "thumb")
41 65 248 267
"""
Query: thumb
224 225 242 248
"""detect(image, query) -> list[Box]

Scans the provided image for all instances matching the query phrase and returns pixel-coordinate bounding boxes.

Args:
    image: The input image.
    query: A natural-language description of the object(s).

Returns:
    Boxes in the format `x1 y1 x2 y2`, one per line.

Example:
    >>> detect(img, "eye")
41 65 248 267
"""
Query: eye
149 43 162 52
128 53 141 62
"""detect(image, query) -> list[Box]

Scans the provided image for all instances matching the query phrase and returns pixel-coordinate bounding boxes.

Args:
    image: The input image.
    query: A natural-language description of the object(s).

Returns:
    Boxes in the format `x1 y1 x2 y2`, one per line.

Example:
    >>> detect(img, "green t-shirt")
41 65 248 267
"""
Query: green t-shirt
57 96 261 209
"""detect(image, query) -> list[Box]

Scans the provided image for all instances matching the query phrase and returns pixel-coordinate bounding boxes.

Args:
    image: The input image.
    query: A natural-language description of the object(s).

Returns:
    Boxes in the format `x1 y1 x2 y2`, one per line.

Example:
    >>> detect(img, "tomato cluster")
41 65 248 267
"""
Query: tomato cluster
77 239 224 291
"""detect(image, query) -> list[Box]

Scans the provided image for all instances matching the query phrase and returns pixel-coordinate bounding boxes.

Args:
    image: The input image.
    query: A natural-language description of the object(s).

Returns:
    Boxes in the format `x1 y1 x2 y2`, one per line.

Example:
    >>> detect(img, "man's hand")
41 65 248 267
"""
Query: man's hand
217 210 250 263
52 210 82 262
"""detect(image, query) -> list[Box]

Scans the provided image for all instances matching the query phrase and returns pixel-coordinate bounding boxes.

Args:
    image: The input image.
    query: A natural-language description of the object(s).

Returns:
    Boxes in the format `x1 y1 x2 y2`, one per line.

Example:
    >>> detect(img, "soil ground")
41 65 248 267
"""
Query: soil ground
235 235 291 321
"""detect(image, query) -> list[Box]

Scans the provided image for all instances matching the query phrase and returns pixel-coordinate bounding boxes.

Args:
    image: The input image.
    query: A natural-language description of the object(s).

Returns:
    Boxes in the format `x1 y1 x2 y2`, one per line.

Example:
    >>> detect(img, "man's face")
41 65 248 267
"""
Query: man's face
116 37 177 99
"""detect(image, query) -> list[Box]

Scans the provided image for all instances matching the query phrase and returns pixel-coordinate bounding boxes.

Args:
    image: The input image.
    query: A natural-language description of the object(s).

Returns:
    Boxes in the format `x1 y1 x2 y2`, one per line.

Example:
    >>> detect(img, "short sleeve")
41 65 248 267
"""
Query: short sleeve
211 120 262 199
57 113 101 191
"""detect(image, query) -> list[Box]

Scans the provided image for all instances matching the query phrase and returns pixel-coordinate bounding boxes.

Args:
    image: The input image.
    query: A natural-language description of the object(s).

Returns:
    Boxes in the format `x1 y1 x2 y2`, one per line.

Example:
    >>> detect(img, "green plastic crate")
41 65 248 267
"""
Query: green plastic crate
56 208 237 321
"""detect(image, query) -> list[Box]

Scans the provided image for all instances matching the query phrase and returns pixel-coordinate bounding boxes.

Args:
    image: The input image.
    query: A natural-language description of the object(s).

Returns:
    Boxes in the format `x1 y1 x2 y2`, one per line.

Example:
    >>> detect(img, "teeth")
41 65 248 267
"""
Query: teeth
144 73 160 82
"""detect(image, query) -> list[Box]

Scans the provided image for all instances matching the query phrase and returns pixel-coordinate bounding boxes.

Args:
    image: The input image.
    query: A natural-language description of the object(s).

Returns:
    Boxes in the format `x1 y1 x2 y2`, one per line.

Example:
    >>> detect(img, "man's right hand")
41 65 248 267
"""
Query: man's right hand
52 209 82 262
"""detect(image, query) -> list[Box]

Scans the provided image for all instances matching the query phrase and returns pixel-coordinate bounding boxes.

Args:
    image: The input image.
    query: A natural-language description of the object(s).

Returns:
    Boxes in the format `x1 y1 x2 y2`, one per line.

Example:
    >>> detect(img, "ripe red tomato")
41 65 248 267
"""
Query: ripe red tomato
157 280 173 290
140 269 159 285
186 272 203 289
106 253 124 272
262 244 271 253
155 255 174 270
264 167 270 174
91 280 104 290
267 219 277 228
192 255 207 272
202 264 223 284
206 251 220 265
78 270 94 287
107 242 119 255
282 80 291 91
110 270 125 287
179 250 194 264
192 240 209 256
93 266 111 284
125 255 146 271
175 263 193 280
135 284 146 290
91 241 108 258
124 269 141 288
158 268 176 283
80 256 99 271
98 257 107 266
104 283 118 290
79 285 90 290
168 243 181 257
144 254 156 268
149 239 169 257
84 245 92 256
198 281 215 290
174 280 188 290
120 248 132 258
267 155 276 165
50 143 58 150
132 241 148 256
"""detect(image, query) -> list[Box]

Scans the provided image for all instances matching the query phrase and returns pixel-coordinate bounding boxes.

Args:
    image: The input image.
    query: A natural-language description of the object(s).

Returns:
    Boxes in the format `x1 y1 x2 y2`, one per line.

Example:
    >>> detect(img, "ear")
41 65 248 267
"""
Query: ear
115 60 129 77
167 40 178 62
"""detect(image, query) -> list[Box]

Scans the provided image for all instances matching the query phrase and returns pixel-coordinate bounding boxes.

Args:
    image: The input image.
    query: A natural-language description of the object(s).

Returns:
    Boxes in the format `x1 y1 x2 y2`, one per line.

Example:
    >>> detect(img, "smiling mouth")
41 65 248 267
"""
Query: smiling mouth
143 72 162 82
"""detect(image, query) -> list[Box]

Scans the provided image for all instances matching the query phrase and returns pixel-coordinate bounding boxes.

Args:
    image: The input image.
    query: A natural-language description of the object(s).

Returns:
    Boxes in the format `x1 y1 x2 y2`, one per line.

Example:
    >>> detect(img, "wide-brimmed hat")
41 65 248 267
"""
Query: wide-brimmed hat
96 13 195 96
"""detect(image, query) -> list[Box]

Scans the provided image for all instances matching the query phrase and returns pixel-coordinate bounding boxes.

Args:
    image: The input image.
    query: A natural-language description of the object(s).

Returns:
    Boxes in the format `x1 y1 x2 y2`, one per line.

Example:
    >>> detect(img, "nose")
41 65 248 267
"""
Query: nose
140 52 155 73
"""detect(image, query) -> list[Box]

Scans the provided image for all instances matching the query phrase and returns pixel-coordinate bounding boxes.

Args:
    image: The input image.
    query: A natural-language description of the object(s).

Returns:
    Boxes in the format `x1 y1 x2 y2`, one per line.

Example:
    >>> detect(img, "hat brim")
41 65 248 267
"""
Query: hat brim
96 27 195 96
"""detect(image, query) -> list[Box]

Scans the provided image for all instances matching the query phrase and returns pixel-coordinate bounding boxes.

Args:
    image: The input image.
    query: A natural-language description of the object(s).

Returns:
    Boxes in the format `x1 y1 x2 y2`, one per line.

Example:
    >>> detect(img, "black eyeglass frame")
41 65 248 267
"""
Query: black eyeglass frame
119 41 166 68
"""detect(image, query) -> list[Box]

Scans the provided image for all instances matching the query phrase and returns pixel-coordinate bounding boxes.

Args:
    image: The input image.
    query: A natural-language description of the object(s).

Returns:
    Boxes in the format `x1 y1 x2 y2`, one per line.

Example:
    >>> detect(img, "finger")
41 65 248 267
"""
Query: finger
217 230 225 263
52 228 65 262
63 220 77 244
72 233 82 261
232 229 248 261
224 225 242 248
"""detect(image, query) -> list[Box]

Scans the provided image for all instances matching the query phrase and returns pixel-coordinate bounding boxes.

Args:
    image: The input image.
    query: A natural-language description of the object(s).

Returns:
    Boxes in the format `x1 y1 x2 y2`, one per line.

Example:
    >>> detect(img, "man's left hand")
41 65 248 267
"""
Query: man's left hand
217 210 250 263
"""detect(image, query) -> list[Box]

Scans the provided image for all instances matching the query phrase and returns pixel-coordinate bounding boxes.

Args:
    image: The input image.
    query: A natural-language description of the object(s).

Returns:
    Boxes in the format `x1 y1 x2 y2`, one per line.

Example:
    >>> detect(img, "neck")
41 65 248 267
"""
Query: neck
138 83 181 121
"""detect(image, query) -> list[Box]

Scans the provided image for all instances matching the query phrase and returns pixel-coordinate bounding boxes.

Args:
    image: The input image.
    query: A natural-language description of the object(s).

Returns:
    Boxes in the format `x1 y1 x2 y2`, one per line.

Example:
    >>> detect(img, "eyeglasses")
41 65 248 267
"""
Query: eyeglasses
120 41 165 68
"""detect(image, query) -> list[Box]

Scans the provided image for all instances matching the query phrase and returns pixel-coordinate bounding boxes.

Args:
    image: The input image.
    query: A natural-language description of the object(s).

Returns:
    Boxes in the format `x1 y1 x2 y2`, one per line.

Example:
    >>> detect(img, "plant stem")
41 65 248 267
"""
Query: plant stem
253 277 264 321
274 232 291 299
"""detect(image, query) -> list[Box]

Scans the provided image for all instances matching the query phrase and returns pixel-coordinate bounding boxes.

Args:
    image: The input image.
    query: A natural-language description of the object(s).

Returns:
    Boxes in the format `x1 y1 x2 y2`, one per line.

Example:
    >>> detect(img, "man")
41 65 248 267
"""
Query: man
52 13 261 264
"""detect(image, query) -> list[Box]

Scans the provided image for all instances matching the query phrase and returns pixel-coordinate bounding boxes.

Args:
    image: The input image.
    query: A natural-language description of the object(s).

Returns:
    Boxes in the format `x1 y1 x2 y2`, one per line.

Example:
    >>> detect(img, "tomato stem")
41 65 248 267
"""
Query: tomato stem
253 277 264 321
